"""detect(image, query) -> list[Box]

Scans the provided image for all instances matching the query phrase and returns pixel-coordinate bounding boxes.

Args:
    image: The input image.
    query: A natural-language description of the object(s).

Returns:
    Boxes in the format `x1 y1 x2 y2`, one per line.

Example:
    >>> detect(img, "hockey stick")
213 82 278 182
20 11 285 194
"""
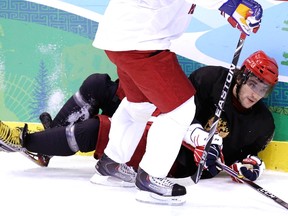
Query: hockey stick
216 161 288 210
191 32 247 184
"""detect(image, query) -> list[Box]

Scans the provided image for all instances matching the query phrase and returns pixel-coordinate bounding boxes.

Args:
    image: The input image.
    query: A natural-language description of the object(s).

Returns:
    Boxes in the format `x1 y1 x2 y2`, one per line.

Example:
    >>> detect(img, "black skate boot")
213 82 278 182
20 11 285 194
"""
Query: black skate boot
39 112 52 129
135 167 186 205
38 112 53 166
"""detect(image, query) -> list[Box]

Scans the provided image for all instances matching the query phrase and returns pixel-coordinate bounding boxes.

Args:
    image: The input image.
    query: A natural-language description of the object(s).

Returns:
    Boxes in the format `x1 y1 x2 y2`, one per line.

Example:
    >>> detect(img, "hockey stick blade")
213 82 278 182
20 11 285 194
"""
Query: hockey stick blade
216 161 288 210
191 33 246 184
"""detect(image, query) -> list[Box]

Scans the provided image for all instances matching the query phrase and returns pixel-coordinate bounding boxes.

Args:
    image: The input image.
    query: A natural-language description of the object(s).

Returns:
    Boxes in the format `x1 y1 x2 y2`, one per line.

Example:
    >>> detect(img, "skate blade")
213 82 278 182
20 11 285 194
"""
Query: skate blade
90 172 135 188
0 142 23 152
135 190 186 206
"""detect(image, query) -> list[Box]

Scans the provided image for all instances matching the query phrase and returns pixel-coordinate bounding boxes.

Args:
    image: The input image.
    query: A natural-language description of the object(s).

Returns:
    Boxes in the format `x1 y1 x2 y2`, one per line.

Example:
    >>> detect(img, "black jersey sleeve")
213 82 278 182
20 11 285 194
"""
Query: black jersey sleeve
222 102 275 165
237 106 275 161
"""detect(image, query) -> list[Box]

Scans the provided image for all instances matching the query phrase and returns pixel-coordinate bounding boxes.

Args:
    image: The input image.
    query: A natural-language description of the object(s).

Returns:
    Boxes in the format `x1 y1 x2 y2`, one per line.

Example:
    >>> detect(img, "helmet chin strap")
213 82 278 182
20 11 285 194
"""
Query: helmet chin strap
235 71 247 100
235 69 250 100
235 83 241 101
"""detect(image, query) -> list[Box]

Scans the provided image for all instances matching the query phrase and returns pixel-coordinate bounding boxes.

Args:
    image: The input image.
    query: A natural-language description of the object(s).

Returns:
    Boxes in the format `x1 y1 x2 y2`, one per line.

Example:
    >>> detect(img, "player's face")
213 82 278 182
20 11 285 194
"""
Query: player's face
237 76 270 108
237 84 261 108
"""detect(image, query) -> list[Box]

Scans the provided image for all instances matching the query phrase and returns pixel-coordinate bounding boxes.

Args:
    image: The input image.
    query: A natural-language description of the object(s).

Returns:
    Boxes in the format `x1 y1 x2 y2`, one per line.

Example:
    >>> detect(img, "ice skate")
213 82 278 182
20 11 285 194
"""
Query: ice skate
0 121 27 152
135 168 186 205
39 112 52 129
90 153 136 187
39 112 53 166
19 150 52 167
0 121 52 167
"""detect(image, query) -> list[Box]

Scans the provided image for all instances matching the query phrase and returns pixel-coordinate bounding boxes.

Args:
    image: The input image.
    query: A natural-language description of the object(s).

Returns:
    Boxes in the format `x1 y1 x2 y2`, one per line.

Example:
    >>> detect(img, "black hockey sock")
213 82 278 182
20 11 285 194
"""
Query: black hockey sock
25 118 100 156
25 127 75 156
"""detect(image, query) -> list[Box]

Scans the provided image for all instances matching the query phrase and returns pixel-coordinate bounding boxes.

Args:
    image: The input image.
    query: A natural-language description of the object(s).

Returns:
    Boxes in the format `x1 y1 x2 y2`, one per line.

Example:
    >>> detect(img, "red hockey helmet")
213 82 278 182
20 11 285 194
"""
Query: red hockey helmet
242 50 279 86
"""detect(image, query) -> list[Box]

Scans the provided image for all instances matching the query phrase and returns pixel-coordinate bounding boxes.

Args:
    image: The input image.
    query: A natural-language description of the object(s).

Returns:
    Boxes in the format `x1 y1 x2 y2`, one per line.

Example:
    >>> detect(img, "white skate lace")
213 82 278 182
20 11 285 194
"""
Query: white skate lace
150 177 174 187
119 164 137 178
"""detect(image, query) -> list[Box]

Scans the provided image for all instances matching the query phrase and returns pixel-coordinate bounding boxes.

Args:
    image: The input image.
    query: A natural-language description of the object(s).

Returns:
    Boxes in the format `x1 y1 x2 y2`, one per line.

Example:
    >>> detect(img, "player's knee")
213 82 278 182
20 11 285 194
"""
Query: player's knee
166 96 196 127
126 100 156 122
66 118 100 153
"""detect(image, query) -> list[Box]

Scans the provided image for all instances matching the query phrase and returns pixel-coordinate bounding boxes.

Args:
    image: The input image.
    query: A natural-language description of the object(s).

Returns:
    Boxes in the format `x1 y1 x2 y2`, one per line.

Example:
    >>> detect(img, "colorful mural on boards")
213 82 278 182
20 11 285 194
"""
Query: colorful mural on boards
0 0 287 141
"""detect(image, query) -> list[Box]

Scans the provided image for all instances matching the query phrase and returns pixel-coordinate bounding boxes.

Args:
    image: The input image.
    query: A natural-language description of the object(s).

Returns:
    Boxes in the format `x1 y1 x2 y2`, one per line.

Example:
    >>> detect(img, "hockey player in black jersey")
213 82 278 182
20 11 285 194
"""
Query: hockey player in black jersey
0 50 278 186
178 50 278 181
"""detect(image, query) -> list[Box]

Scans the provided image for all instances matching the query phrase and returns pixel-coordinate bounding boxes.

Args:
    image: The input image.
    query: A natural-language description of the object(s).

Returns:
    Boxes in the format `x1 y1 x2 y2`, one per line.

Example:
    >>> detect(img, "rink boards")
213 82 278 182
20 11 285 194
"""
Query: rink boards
3 121 288 172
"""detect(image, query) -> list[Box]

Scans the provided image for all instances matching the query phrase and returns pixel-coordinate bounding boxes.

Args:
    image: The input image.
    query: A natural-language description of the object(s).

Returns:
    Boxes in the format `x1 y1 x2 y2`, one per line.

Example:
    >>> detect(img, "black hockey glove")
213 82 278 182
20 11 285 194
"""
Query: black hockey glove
194 135 224 177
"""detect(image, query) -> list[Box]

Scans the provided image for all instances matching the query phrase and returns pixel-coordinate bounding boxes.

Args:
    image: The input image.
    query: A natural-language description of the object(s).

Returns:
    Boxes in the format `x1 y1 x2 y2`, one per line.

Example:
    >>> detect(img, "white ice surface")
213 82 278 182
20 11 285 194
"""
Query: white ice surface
1 152 288 216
